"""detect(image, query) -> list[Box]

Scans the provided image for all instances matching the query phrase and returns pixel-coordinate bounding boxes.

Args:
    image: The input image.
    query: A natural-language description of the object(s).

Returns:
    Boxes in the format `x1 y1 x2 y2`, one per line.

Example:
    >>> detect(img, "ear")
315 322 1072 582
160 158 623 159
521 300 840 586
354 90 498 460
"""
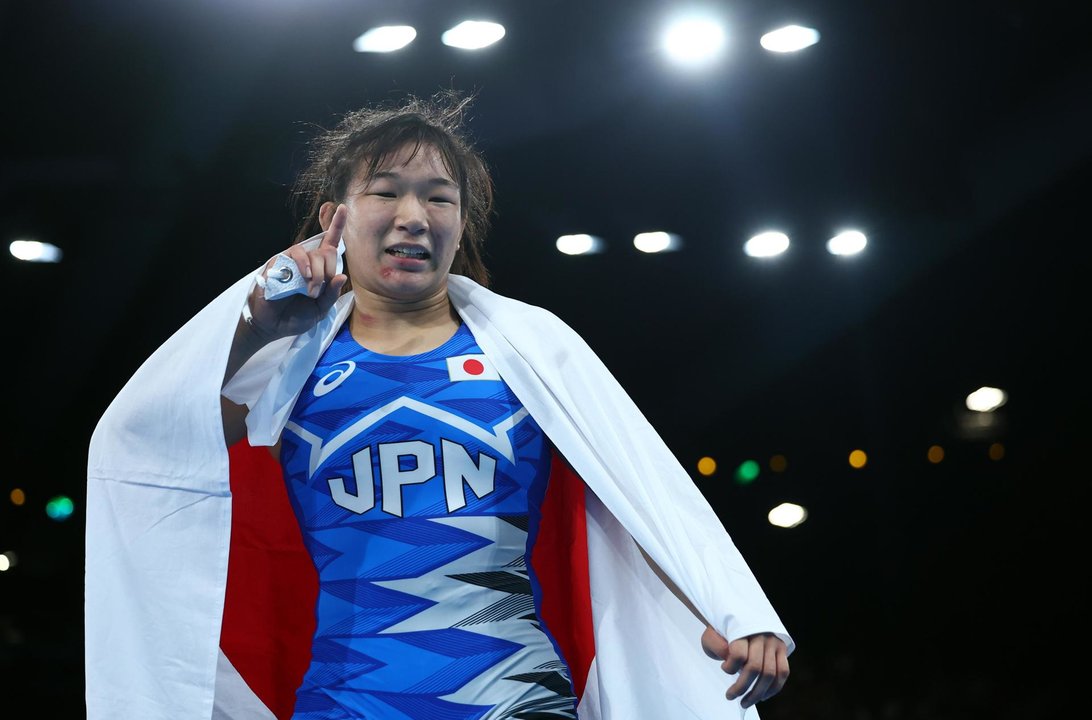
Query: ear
318 201 338 232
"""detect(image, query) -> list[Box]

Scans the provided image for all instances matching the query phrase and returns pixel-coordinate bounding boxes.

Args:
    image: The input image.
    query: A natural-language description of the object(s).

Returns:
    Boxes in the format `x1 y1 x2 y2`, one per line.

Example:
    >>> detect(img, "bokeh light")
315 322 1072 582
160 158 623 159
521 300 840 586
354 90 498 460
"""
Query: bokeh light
734 460 760 484
9 239 62 263
442 21 506 50
768 502 808 528
662 17 726 66
556 234 603 255
744 231 790 258
45 495 74 521
353 26 417 53
760 25 820 53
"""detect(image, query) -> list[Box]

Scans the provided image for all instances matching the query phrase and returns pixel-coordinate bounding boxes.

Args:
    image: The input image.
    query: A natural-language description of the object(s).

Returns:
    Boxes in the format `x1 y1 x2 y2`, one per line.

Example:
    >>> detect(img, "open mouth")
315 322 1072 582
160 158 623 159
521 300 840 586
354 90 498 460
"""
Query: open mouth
385 247 431 260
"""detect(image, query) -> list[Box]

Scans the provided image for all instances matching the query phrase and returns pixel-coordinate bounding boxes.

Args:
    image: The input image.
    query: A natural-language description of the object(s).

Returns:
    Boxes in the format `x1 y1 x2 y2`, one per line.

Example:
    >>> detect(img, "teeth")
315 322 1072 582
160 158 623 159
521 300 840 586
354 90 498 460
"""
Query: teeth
388 248 428 258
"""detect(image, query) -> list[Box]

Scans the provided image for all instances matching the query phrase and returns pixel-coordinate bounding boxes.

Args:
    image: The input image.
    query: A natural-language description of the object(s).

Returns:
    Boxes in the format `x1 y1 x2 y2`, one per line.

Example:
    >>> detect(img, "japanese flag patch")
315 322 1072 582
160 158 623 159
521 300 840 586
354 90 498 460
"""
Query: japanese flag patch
447 354 501 381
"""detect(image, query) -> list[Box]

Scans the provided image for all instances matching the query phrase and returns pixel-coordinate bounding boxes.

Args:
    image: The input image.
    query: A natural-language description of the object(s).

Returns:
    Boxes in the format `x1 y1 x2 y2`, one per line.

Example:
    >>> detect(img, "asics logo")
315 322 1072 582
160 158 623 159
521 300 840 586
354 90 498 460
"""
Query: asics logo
315 361 355 397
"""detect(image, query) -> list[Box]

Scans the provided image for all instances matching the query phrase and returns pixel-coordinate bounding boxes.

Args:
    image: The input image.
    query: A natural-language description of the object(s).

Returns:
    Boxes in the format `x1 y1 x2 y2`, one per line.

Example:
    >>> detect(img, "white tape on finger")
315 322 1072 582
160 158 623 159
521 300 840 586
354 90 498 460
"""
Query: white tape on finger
255 231 345 302
262 254 309 300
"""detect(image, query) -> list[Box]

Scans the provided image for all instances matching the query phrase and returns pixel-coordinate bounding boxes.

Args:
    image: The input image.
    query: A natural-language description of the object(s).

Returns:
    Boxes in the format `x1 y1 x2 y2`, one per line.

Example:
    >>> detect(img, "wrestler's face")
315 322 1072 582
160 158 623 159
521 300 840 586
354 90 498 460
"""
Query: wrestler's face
329 143 464 303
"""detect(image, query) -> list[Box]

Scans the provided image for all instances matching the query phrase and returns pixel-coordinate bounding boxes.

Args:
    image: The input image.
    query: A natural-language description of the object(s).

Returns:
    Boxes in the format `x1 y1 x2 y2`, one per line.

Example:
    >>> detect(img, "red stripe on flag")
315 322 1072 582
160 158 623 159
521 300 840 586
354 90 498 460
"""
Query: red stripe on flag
531 448 596 699
222 441 317 720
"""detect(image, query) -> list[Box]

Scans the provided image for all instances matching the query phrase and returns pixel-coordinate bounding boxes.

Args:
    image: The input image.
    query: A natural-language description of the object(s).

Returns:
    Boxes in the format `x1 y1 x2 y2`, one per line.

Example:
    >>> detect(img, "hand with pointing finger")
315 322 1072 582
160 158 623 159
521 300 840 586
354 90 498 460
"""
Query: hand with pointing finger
245 204 350 342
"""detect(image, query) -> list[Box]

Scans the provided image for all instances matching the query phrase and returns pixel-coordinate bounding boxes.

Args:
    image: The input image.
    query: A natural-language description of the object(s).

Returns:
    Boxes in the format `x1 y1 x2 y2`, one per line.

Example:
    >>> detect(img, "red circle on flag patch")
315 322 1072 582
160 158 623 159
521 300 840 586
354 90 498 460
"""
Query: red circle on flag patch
463 359 485 376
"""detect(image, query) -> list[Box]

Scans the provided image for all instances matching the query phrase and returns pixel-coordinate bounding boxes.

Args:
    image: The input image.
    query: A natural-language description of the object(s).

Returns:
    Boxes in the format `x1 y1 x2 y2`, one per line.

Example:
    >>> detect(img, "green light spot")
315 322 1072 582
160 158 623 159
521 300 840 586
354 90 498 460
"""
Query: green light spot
46 495 74 521
734 460 760 485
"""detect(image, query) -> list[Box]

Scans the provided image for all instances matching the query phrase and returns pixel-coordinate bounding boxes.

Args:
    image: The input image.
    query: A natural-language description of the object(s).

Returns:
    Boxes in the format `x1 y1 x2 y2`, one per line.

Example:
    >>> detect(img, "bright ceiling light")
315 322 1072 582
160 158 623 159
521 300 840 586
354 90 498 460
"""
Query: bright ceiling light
633 231 681 253
9 239 62 263
442 20 506 50
662 17 726 66
760 25 820 53
353 26 417 53
966 387 1007 413
768 502 807 529
827 230 868 256
743 231 790 258
556 234 603 256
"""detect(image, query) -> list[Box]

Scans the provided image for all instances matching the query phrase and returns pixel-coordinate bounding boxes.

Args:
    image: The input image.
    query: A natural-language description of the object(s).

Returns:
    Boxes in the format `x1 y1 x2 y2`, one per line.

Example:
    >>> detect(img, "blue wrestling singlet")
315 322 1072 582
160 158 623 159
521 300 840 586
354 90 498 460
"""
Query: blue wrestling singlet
280 321 578 720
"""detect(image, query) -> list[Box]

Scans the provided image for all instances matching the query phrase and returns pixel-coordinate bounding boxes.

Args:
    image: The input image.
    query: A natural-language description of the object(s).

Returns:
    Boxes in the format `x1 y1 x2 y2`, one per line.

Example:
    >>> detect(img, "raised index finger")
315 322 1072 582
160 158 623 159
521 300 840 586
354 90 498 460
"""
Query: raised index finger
322 204 347 249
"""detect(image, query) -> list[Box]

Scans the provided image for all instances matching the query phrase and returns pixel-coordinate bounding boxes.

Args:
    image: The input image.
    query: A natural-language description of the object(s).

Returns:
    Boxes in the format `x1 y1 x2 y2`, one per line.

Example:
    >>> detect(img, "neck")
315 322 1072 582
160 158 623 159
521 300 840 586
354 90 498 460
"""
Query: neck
348 284 461 355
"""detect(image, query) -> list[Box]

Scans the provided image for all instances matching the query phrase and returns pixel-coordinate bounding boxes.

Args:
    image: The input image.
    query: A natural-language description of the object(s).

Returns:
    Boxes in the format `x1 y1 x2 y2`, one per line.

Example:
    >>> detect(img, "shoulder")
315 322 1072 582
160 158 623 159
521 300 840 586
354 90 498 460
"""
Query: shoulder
448 275 600 364
447 275 572 330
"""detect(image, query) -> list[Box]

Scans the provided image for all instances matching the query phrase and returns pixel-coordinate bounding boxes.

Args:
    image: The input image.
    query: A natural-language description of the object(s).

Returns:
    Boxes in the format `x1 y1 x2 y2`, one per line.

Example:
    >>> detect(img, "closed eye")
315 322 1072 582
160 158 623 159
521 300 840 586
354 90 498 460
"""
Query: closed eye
430 196 456 204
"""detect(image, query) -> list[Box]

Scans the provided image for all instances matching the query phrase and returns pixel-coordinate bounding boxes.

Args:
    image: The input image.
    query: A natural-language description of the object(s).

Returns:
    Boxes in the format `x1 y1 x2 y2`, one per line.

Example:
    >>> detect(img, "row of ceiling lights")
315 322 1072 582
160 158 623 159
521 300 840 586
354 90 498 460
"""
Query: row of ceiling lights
352 17 821 61
7 228 868 265
555 229 869 257
355 20 506 52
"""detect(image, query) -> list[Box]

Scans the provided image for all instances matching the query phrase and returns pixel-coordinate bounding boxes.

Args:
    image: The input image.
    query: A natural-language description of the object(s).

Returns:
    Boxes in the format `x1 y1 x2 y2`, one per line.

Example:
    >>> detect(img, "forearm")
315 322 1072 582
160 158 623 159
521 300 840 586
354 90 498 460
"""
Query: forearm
221 313 279 447
638 544 710 629
222 314 276 390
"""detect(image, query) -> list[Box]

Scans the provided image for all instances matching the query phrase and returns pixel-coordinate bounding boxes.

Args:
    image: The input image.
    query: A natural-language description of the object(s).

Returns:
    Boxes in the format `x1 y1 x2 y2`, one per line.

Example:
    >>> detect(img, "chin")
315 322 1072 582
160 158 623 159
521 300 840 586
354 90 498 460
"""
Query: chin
379 277 446 301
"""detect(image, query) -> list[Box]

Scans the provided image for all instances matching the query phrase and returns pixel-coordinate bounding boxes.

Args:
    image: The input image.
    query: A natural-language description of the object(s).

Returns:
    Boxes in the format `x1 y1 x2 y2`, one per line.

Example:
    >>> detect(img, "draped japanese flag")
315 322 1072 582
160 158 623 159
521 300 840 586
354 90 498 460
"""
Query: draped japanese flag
218 441 594 719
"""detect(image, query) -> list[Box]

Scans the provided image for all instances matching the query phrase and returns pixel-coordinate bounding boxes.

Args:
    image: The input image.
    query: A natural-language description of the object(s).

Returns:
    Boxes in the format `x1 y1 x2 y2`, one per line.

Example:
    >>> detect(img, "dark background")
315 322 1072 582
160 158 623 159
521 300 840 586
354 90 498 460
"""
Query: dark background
2 0 1089 717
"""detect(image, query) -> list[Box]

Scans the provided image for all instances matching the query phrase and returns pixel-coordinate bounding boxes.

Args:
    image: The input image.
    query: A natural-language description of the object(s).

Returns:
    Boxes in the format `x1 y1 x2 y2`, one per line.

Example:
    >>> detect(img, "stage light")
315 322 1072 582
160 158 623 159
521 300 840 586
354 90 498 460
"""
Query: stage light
848 449 868 469
966 386 1007 412
744 231 789 258
633 231 680 253
0 555 9 572
697 456 717 476
927 445 945 464
10 488 25 506
988 443 1005 461
0 551 16 572
760 25 820 53
827 230 867 256
353 26 417 53
662 17 726 66
768 502 807 528
769 454 788 473
556 234 603 255
442 21 505 50
9 239 62 263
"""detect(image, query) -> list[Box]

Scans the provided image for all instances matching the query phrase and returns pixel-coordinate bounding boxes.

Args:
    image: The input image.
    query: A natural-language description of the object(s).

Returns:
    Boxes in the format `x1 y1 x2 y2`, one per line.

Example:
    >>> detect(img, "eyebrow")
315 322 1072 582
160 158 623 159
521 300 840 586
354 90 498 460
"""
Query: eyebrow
371 170 458 188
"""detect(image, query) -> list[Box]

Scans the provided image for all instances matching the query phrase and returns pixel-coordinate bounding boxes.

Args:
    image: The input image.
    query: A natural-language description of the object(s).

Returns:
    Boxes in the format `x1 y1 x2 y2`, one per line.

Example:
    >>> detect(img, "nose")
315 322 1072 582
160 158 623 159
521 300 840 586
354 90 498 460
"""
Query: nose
395 195 429 236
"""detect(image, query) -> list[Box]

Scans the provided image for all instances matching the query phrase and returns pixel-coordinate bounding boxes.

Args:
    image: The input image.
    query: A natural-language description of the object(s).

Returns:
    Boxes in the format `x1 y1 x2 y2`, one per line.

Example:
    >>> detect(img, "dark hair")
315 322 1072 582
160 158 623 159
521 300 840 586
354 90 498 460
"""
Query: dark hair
291 90 493 287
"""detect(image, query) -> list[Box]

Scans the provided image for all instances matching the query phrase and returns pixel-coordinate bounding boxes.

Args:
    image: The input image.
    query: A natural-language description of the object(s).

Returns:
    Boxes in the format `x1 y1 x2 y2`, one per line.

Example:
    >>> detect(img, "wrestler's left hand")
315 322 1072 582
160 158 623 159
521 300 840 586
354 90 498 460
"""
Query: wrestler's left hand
701 626 789 708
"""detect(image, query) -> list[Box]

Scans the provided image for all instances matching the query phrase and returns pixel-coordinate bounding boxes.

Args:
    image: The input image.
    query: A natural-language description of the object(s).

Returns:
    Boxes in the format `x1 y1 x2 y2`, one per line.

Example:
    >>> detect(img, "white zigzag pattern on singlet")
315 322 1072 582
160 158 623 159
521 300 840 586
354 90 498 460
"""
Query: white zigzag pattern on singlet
285 396 530 479
372 515 570 718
